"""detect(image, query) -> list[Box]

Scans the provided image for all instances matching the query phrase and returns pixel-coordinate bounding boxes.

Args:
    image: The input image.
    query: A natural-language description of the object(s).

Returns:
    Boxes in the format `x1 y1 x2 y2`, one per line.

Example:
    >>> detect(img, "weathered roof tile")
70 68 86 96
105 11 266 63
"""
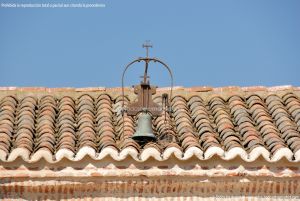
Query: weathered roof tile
0 86 300 162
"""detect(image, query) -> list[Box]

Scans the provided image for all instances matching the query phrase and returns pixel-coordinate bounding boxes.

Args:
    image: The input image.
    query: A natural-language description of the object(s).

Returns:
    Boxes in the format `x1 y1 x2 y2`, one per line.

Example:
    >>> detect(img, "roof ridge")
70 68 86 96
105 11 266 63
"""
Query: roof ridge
0 85 299 93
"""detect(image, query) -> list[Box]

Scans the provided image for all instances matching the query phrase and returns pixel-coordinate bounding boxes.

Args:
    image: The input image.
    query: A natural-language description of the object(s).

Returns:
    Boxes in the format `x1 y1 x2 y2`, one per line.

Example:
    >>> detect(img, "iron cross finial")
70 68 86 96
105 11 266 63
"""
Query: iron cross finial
142 40 152 58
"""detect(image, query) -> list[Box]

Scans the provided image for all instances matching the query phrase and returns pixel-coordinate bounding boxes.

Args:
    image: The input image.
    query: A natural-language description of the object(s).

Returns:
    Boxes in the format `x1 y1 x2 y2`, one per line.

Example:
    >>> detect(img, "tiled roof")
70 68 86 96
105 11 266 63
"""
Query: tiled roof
0 85 300 163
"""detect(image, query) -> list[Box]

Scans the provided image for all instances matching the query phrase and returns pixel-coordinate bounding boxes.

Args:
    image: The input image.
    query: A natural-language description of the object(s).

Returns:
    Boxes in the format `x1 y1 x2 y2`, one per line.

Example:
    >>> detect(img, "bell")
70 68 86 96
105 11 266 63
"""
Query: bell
132 112 156 144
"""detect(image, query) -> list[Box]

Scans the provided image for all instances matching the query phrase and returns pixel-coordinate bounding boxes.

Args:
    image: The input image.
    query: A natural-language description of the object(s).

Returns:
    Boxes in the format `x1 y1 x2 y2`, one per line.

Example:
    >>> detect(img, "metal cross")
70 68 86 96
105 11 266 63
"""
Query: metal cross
142 41 152 58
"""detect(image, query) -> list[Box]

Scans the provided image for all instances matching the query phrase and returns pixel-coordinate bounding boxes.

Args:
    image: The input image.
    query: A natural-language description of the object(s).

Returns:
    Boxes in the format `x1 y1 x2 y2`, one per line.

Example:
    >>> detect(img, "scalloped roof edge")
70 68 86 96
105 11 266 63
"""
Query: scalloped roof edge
1 145 300 164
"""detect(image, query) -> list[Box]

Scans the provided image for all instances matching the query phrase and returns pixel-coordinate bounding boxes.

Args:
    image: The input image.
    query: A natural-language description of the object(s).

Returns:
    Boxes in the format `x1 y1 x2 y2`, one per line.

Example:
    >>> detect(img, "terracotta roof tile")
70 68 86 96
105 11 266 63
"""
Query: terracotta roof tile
0 86 300 163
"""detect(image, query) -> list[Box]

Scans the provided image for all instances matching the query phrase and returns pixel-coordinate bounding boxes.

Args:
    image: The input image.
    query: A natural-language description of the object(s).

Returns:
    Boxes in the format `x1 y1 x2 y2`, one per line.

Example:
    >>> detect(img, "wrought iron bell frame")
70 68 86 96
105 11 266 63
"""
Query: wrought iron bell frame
121 56 174 144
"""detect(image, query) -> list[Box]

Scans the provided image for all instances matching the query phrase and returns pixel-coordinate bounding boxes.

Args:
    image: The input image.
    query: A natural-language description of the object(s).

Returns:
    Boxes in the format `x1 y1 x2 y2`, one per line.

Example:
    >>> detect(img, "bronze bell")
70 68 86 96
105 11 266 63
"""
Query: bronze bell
132 112 156 144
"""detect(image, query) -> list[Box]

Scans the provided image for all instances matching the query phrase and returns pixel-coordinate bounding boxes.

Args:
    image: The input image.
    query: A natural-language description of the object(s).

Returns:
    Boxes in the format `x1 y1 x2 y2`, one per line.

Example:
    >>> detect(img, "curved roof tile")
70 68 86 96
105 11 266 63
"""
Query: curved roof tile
0 86 300 163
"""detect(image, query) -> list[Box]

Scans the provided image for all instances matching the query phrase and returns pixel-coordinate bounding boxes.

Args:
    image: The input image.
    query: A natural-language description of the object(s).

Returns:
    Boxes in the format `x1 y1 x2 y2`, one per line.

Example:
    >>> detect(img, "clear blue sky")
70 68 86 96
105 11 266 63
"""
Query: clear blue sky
0 0 299 88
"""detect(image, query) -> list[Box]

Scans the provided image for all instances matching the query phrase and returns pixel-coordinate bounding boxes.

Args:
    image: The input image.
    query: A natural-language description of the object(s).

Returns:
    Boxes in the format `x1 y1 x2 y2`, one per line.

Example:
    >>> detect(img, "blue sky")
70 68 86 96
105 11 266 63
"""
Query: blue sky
0 0 299 88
